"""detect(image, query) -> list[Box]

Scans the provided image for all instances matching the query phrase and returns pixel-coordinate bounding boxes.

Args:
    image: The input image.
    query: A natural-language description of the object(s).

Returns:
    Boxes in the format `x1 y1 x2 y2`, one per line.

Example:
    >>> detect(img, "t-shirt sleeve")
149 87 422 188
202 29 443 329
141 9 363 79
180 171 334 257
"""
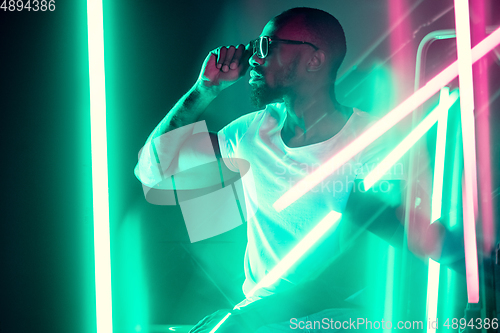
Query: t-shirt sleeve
217 111 262 172
135 120 218 188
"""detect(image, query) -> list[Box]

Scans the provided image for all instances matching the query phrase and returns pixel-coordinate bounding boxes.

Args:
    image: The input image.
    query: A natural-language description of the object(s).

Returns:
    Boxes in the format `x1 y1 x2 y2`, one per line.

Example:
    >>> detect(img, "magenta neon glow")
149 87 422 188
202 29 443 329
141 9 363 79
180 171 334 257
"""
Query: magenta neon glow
273 26 500 213
454 0 480 304
471 0 495 255
476 68 495 256
389 0 413 84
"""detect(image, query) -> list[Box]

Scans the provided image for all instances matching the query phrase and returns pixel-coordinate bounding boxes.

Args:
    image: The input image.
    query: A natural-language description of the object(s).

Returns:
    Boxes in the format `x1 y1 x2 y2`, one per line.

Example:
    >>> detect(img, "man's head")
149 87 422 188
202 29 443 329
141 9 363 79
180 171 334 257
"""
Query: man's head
249 7 347 108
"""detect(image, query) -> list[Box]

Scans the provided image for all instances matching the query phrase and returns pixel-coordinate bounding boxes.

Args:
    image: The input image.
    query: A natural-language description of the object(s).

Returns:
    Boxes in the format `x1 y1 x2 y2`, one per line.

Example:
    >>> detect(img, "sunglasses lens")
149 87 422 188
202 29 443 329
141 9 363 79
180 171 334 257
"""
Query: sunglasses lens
251 37 269 58
259 37 268 58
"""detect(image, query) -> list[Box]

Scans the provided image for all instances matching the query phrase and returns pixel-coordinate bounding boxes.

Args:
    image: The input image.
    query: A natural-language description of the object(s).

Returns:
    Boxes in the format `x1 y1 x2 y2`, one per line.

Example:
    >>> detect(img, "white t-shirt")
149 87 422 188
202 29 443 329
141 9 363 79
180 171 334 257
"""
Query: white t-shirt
218 103 403 303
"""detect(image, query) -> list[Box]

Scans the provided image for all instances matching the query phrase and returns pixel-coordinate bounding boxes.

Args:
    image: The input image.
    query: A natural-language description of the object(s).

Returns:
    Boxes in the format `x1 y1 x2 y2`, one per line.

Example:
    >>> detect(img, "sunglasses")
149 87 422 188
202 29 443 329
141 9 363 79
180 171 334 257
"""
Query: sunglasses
250 36 319 59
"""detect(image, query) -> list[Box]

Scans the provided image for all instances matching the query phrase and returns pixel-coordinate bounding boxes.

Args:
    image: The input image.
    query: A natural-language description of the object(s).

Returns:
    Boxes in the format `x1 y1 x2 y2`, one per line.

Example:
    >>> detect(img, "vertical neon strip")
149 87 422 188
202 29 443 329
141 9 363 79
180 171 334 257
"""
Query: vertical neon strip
449 129 463 228
426 88 450 333
247 211 342 297
453 0 480 304
471 0 495 255
476 64 495 255
87 0 113 331
426 260 440 332
383 246 395 333
443 267 458 321
273 25 500 213
430 88 450 223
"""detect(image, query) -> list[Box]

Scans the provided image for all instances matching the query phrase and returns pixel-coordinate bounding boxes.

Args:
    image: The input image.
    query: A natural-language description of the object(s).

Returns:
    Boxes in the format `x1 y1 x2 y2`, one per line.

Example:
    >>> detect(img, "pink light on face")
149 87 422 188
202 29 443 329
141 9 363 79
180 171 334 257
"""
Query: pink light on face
454 0 480 304
273 26 500 213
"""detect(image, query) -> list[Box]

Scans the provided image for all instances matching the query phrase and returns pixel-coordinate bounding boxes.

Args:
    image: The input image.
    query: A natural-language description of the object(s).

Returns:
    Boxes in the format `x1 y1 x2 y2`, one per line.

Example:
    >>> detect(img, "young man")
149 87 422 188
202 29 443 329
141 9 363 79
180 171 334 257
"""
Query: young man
136 7 450 332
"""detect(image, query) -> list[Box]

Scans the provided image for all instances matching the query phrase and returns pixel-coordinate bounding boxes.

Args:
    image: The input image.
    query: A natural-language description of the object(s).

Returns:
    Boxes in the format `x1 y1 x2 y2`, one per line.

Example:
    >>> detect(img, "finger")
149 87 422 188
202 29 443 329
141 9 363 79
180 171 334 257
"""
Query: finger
193 311 222 332
237 44 254 73
245 43 254 58
206 51 217 68
222 45 236 72
229 44 245 70
216 47 227 69
189 315 212 332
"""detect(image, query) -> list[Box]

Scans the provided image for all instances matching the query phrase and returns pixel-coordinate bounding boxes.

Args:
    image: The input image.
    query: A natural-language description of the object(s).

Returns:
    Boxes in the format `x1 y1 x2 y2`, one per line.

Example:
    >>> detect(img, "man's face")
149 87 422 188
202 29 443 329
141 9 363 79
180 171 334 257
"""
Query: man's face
249 19 312 108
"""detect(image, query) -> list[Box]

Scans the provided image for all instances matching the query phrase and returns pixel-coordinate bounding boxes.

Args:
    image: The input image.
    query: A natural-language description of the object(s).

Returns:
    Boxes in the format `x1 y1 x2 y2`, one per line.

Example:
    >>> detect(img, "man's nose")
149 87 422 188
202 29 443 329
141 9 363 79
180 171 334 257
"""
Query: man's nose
249 52 264 67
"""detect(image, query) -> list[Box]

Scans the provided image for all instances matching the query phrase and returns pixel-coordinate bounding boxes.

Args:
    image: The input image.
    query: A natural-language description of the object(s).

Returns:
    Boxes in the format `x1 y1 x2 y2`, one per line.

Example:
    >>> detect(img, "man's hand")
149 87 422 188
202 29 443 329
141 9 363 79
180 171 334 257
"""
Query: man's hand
188 309 250 333
197 44 252 94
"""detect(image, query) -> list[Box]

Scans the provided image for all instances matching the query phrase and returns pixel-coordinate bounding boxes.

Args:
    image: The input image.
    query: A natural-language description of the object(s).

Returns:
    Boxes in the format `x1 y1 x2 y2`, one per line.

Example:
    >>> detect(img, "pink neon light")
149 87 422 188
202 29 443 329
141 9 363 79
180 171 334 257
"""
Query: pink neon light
462 177 480 303
389 0 413 95
273 26 500 212
471 0 495 255
476 68 495 254
454 0 479 304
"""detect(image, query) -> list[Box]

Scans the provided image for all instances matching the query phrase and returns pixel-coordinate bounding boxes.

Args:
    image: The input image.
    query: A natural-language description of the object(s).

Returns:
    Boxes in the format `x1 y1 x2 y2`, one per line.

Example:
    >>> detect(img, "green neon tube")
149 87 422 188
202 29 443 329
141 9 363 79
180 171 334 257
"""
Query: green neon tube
87 0 112 331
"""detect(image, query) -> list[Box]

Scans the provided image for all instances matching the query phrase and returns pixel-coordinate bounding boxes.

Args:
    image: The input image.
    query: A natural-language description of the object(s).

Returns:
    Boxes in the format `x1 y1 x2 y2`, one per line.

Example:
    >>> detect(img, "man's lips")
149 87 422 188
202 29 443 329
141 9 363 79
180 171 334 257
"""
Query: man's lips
250 70 264 79
249 70 265 83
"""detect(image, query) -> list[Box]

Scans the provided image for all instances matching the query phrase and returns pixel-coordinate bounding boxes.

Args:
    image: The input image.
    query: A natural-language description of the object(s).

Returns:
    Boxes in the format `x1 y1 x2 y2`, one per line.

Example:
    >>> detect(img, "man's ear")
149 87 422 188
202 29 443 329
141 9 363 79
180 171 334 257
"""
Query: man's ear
306 50 326 72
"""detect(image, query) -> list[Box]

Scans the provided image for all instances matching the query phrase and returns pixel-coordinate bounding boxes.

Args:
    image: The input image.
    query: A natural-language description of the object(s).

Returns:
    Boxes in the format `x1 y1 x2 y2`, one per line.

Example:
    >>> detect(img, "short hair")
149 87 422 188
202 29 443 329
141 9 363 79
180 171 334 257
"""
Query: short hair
272 7 347 80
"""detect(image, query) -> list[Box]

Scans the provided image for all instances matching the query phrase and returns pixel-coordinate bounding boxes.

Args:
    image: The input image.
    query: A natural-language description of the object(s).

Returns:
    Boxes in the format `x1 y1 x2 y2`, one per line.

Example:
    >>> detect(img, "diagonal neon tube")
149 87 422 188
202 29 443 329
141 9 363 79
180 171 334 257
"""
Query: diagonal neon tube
209 313 232 333
247 211 342 298
273 26 500 213
362 89 458 191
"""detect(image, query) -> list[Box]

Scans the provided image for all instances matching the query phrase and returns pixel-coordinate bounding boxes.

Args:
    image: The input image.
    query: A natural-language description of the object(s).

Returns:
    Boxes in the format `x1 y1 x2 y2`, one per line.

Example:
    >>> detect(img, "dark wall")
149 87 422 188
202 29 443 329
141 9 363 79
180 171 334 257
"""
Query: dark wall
1 1 96 332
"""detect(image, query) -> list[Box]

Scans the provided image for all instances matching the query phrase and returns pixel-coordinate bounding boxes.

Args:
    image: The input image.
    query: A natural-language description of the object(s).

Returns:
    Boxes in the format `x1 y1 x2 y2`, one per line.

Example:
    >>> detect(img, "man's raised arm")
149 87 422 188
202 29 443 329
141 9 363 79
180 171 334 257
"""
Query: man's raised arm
149 44 251 141
135 44 252 187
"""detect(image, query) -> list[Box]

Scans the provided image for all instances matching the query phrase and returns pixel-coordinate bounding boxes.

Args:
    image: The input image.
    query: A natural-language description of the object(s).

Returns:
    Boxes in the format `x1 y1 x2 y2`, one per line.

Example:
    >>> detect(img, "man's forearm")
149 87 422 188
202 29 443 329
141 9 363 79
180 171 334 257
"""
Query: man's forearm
149 83 218 142
233 280 350 330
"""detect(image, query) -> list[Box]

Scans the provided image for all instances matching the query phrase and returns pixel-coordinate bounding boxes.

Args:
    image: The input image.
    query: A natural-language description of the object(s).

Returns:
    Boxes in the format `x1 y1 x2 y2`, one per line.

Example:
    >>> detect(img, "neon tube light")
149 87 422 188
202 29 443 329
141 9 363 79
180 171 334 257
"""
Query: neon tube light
273 26 500 213
87 0 112 331
472 1 495 256
426 259 440 333
362 89 457 190
383 246 395 333
247 211 342 298
426 87 451 333
431 88 451 223
209 313 232 333
454 0 480 304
